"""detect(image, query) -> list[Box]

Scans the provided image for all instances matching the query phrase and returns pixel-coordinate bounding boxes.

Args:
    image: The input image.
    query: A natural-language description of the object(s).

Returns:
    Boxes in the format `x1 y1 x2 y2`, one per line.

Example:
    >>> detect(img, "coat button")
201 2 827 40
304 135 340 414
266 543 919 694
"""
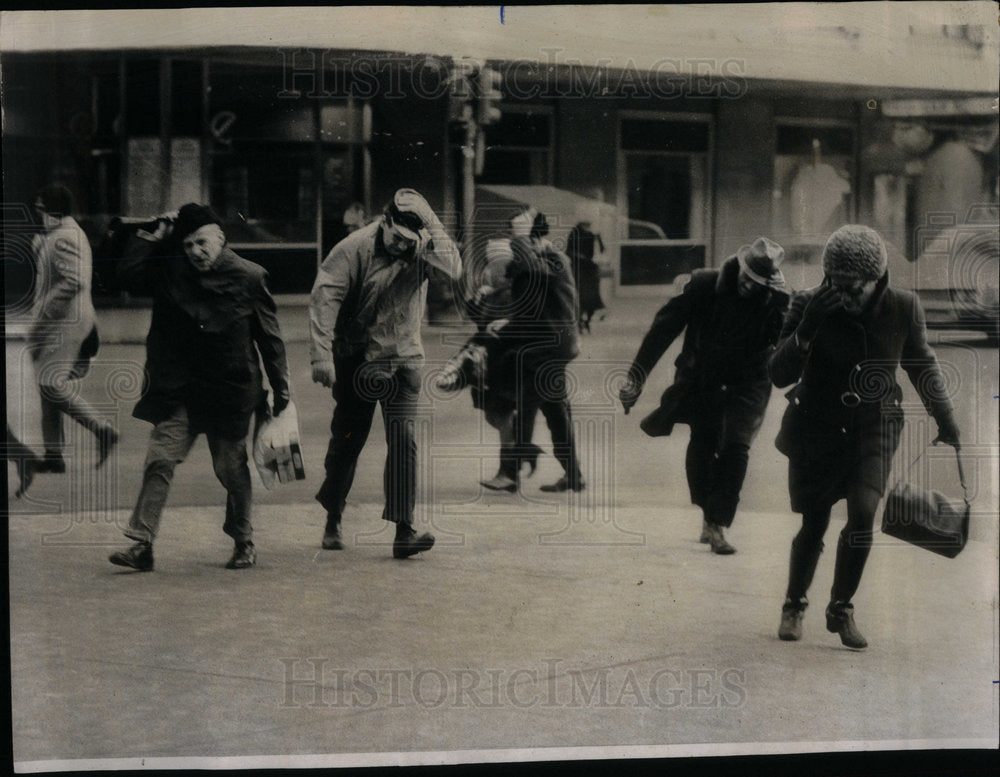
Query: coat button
721 385 728 392
840 427 846 433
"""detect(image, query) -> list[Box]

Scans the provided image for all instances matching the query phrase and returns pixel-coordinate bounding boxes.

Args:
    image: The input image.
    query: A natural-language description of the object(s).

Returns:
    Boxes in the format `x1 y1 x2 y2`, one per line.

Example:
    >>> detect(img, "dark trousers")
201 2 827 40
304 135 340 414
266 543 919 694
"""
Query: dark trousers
785 453 882 605
685 421 750 528
513 361 582 484
316 356 420 527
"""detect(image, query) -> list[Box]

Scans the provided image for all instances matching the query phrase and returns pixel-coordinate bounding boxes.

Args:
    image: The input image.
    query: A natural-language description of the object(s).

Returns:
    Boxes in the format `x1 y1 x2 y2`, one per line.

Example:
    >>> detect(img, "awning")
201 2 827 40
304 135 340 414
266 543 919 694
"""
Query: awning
2 4 997 94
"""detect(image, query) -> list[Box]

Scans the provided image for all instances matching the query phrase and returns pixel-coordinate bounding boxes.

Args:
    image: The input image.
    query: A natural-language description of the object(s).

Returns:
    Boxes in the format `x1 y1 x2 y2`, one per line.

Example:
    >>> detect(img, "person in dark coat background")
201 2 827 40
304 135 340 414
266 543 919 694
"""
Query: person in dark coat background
620 237 790 554
770 224 960 649
566 219 606 334
494 209 584 493
107 204 290 572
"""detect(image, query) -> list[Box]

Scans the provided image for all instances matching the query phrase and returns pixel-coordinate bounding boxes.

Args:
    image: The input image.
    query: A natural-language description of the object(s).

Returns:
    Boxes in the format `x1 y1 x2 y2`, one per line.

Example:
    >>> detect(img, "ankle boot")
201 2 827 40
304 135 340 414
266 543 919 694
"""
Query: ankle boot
705 522 736 555
825 601 868 649
778 597 808 641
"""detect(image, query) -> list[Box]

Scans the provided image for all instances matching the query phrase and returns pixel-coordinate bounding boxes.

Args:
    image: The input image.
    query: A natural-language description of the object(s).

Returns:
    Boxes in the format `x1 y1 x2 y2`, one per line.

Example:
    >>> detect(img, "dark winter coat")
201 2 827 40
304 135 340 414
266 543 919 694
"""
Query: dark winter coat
769 272 956 513
500 235 580 369
118 243 289 439
628 256 790 445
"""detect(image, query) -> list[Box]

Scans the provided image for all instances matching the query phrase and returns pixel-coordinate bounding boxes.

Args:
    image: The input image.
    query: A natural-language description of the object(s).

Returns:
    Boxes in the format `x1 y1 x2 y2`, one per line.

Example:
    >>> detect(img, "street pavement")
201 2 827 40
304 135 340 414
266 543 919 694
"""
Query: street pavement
5 296 999 770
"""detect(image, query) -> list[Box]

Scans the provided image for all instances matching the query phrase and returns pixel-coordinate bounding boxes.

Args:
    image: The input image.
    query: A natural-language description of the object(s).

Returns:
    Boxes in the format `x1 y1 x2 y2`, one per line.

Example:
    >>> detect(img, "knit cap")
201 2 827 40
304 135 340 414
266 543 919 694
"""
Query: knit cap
174 203 223 240
822 224 887 281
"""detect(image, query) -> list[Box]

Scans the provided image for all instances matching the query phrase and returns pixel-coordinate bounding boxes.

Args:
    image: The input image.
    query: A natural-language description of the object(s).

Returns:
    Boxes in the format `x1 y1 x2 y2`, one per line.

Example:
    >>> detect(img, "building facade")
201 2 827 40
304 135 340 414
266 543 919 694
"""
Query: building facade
3 8 997 316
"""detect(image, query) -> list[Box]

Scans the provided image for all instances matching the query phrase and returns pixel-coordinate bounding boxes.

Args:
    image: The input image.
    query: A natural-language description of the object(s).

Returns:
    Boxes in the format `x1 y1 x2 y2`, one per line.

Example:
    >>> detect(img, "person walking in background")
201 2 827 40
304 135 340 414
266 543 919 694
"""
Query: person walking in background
770 224 960 648
107 204 290 572
566 219 606 334
25 184 118 486
619 238 790 554
309 188 462 558
484 208 583 493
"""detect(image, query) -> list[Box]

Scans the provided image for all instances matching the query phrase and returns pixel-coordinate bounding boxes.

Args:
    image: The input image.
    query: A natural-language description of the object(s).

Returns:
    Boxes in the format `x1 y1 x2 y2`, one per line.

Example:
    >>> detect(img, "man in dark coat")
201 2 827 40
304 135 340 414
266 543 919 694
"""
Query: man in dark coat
770 224 960 649
620 237 790 554
107 204 290 572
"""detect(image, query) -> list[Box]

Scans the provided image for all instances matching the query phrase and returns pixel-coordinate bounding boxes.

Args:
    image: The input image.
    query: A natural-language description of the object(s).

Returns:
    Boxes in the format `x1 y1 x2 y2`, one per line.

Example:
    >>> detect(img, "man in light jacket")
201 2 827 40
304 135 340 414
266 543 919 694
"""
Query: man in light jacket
309 188 462 558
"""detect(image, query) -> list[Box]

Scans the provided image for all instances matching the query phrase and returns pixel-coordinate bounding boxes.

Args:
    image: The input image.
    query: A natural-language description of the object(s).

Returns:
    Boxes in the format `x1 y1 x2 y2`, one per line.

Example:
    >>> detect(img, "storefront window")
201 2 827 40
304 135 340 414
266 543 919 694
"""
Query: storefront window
773 123 855 261
478 106 553 185
618 115 710 287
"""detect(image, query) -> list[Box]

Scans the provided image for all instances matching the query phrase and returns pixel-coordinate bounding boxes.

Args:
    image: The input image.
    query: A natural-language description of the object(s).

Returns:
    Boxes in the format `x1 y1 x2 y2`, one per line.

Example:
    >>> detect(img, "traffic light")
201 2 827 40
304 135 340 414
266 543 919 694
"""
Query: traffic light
476 65 503 126
448 59 477 124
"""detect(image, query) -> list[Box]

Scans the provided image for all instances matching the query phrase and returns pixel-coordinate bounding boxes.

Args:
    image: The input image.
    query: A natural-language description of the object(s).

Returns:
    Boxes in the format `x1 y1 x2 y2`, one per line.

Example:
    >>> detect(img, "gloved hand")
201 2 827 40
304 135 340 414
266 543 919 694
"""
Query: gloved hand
933 415 961 449
272 388 290 418
312 360 336 389
798 283 842 341
619 378 642 415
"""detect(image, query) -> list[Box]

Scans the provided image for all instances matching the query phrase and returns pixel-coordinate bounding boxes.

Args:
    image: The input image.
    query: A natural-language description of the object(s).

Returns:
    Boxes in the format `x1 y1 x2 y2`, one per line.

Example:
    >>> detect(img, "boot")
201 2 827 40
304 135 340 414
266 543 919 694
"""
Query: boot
825 601 867 649
699 519 711 544
109 541 154 572
322 516 344 550
778 597 808 641
704 522 736 555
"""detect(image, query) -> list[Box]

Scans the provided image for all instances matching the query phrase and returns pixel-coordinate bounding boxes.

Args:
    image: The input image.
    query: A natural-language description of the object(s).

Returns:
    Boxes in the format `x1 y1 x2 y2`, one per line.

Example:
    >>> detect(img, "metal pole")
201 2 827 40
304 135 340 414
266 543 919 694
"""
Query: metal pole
461 119 477 249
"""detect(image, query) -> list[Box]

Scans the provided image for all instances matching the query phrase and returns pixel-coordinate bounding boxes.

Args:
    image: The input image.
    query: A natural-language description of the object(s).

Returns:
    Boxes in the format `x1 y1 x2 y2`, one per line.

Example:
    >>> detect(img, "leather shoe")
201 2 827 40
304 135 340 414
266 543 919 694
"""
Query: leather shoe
778 598 807 641
109 541 154 572
705 523 736 555
322 524 344 550
393 529 435 559
226 542 257 569
539 475 585 493
481 474 517 492
96 426 119 469
825 601 867 649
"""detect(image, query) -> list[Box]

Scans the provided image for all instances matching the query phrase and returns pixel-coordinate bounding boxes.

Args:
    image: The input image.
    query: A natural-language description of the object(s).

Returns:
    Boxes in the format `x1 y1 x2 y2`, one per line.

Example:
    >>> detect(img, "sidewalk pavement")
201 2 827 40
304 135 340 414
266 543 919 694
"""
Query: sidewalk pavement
9 493 998 769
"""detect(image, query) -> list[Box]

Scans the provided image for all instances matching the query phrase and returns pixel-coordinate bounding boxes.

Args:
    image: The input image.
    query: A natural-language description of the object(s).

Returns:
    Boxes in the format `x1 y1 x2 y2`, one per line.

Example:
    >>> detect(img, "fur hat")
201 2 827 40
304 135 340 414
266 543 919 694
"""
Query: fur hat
822 224 887 281
174 203 223 240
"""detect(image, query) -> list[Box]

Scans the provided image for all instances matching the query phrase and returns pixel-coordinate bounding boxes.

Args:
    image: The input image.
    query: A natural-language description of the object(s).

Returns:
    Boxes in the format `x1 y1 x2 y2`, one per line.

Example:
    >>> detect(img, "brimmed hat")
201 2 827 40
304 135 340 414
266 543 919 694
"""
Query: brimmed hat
822 224 887 282
174 203 222 240
386 188 427 240
737 237 786 289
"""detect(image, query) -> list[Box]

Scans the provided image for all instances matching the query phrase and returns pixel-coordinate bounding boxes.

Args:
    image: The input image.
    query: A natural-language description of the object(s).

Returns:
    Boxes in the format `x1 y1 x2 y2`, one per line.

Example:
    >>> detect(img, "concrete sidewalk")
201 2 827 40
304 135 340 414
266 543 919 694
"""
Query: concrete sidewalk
9 495 998 769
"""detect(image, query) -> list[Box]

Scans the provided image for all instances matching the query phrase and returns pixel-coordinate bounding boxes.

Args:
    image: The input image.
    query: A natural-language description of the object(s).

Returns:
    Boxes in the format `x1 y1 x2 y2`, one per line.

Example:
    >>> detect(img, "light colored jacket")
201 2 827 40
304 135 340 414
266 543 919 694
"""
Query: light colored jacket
29 216 98 383
309 219 461 367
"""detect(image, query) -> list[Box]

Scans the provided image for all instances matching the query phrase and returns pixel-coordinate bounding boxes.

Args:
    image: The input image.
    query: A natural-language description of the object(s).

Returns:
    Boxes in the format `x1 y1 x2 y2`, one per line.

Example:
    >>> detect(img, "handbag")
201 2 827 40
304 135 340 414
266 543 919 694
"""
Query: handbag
881 447 969 558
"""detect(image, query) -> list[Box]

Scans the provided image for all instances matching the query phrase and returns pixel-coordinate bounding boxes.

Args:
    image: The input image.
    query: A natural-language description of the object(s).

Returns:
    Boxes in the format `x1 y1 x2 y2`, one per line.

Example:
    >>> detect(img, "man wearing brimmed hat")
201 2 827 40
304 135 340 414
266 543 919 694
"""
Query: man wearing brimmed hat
620 237 790 555
309 188 461 558
107 203 290 572
770 224 960 649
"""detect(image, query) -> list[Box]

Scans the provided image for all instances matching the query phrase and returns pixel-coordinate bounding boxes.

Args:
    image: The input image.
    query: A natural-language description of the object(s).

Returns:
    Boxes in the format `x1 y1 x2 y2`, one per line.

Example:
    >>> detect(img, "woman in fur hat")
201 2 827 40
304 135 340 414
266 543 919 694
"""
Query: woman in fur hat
769 224 961 649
